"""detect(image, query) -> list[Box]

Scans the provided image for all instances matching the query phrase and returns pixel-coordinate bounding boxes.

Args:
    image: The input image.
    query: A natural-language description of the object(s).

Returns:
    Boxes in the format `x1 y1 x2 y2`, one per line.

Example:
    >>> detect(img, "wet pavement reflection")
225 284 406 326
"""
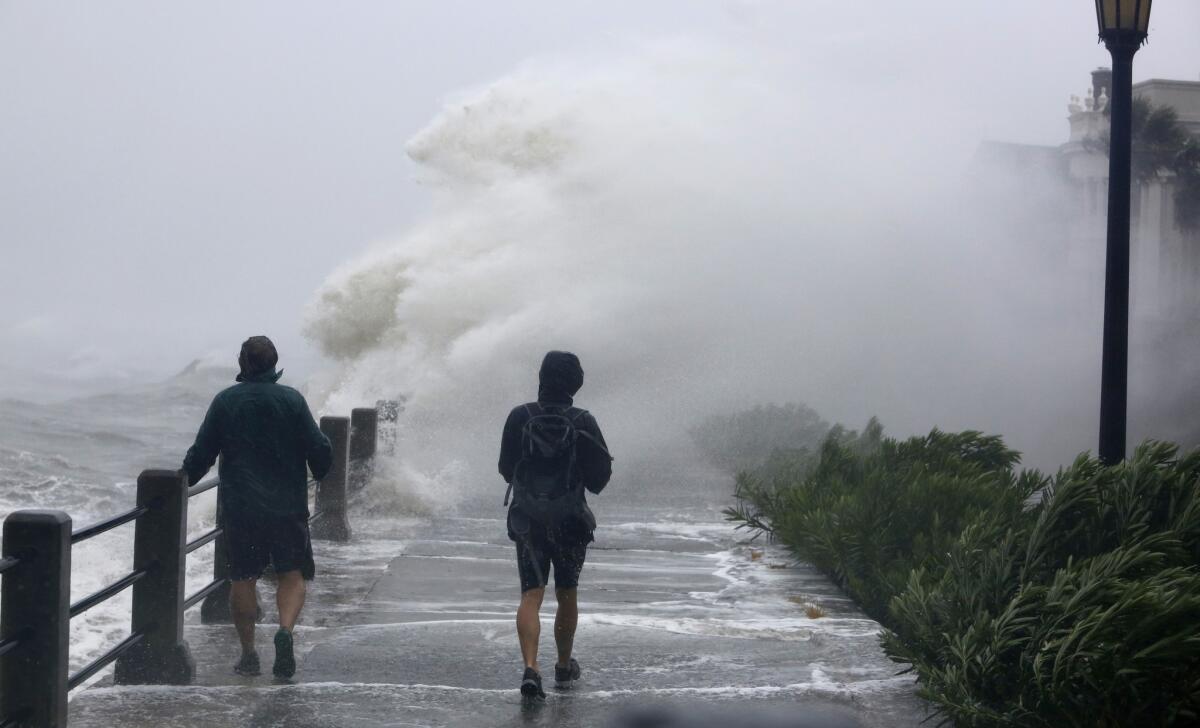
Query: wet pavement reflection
70 497 929 727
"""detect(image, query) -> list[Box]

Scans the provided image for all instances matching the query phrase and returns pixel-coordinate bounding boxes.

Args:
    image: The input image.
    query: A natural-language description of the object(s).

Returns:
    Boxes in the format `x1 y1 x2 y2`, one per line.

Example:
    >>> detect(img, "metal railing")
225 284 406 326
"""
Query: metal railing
71 506 150 544
0 406 384 728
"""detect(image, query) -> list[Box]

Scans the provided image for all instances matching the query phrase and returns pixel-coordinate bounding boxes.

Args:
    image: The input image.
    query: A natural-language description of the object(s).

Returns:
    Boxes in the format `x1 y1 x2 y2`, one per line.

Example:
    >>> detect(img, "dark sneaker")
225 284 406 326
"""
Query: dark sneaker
520 667 545 698
554 658 581 689
234 651 261 676
273 628 296 678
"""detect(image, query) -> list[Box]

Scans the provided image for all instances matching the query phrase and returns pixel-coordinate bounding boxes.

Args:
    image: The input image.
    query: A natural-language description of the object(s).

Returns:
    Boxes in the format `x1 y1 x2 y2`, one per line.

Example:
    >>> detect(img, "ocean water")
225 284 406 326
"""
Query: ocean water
0 363 232 682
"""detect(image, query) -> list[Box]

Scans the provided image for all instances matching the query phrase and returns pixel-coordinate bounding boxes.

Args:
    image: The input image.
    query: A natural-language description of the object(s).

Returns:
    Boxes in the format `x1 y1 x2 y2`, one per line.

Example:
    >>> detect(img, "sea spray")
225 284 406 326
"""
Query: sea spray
303 37 1107 503
351 453 471 517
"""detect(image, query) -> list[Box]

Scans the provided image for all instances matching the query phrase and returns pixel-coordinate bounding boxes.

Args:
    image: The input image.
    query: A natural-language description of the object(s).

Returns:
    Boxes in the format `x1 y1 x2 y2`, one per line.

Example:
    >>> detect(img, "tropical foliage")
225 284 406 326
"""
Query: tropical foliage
728 420 1200 727
726 423 1039 622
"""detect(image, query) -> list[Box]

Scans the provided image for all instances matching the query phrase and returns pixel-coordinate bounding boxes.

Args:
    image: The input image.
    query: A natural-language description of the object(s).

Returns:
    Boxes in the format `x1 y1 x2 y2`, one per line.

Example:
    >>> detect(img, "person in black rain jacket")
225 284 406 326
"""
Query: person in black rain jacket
498 350 612 697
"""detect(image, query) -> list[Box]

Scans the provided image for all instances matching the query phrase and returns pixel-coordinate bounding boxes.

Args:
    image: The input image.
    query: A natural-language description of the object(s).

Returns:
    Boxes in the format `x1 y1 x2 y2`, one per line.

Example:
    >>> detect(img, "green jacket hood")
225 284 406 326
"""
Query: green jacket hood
236 369 284 384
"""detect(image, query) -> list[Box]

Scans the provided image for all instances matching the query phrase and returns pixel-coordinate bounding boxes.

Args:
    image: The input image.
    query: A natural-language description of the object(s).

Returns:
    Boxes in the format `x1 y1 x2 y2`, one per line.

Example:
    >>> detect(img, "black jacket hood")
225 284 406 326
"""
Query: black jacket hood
538 351 584 403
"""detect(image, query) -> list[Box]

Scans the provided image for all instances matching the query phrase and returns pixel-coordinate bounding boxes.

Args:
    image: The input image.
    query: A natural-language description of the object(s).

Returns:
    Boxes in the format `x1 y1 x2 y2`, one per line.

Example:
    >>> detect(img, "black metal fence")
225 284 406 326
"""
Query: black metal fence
0 407 383 728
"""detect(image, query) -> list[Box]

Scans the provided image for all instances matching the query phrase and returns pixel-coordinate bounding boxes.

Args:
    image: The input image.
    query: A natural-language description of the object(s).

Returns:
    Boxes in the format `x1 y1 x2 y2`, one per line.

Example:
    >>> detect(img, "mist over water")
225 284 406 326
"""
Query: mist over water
0 33 1161 494
301 37 1130 485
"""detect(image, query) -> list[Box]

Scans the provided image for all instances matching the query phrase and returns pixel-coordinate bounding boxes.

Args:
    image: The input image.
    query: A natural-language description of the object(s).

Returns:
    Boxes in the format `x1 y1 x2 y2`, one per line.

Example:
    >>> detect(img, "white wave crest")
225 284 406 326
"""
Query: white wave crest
301 32 1084 500
354 454 469 516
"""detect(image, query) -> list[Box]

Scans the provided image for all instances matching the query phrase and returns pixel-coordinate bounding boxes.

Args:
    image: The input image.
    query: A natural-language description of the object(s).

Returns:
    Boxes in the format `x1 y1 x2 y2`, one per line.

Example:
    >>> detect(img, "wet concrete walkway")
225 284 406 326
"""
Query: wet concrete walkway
68 509 928 727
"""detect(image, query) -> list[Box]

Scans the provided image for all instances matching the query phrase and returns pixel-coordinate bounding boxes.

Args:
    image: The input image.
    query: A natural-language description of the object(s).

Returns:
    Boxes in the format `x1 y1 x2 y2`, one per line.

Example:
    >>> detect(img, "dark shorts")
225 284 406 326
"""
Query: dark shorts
516 538 587 592
225 511 316 582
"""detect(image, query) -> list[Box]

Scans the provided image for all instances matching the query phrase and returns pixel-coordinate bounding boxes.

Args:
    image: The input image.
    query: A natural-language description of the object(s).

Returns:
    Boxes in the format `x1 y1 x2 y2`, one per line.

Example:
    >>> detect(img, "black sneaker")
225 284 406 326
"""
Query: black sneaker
234 651 261 676
520 667 545 698
273 628 296 678
554 658 581 689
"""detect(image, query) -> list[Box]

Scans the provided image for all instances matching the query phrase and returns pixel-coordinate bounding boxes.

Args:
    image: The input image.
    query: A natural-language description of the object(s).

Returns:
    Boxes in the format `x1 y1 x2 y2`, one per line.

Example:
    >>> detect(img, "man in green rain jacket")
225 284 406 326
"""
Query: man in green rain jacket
183 336 331 679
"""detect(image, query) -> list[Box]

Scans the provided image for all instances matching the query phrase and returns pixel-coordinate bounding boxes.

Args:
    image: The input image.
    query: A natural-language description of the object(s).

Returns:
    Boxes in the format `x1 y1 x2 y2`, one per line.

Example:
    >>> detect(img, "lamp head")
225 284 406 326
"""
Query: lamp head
1095 0 1152 48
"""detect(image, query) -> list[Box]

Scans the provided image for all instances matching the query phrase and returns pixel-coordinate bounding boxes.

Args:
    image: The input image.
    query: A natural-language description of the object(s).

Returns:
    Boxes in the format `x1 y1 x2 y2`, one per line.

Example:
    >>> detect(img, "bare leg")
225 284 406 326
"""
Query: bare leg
554 587 578 668
230 579 259 654
276 570 307 632
517 587 545 671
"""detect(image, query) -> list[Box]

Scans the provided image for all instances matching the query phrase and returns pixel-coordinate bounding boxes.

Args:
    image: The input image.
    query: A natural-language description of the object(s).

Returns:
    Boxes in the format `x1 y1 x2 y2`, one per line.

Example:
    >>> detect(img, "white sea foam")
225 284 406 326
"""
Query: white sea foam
607 521 730 543
295 25 1092 513
86 675 916 699
355 453 471 516
582 674 917 700
84 681 515 696
397 554 509 563
581 613 879 641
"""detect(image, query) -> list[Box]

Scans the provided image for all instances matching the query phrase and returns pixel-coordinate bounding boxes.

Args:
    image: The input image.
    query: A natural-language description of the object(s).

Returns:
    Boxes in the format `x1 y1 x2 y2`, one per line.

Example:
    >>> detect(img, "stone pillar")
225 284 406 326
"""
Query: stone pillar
115 470 195 685
0 510 71 727
349 407 378 492
311 416 351 542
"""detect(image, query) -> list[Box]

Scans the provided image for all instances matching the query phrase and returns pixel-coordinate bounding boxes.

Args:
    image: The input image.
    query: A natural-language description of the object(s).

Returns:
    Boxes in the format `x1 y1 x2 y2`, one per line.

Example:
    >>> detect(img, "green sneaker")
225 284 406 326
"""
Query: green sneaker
273 629 296 678
234 650 260 676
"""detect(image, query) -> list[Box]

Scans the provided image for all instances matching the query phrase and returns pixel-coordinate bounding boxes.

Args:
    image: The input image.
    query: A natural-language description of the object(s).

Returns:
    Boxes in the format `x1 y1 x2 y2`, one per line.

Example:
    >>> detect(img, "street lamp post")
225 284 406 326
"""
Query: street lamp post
1094 0 1151 465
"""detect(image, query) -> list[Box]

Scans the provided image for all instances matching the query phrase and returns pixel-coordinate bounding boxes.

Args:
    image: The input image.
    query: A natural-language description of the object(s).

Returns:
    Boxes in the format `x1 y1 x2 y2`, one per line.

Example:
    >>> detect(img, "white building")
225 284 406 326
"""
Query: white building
974 69 1200 323
1063 69 1200 322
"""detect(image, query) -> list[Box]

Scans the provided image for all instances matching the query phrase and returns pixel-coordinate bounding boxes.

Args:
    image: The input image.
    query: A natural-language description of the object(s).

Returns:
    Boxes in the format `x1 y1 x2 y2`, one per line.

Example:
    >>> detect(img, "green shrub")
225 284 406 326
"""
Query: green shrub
727 422 1041 621
729 424 1200 727
886 443 1200 727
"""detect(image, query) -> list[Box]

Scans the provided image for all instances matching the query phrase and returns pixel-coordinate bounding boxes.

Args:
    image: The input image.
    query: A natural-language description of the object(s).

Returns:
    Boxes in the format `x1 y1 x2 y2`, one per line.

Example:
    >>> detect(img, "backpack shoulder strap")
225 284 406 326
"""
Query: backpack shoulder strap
533 402 581 418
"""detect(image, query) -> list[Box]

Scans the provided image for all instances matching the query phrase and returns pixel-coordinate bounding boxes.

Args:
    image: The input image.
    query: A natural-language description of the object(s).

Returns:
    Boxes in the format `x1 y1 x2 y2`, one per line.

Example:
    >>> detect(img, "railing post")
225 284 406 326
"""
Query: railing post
349 407 378 492
199 495 232 624
0 510 71 728
114 470 195 684
311 416 351 542
376 398 402 456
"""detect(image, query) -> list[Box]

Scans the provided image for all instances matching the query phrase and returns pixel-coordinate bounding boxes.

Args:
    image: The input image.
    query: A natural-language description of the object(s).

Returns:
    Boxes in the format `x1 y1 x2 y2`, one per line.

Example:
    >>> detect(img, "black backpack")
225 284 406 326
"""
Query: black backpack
504 403 590 534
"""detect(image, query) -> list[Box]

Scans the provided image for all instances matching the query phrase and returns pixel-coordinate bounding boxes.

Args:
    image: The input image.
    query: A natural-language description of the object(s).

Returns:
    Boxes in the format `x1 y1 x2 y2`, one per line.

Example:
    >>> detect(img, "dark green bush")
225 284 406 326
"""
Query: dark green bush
729 424 1200 727
727 422 1041 621
886 443 1200 727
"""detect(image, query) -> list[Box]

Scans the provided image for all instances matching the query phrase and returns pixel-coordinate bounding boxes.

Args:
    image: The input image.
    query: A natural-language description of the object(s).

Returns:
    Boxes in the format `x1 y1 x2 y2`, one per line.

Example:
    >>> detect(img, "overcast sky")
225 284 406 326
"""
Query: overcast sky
1 1 1197 399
